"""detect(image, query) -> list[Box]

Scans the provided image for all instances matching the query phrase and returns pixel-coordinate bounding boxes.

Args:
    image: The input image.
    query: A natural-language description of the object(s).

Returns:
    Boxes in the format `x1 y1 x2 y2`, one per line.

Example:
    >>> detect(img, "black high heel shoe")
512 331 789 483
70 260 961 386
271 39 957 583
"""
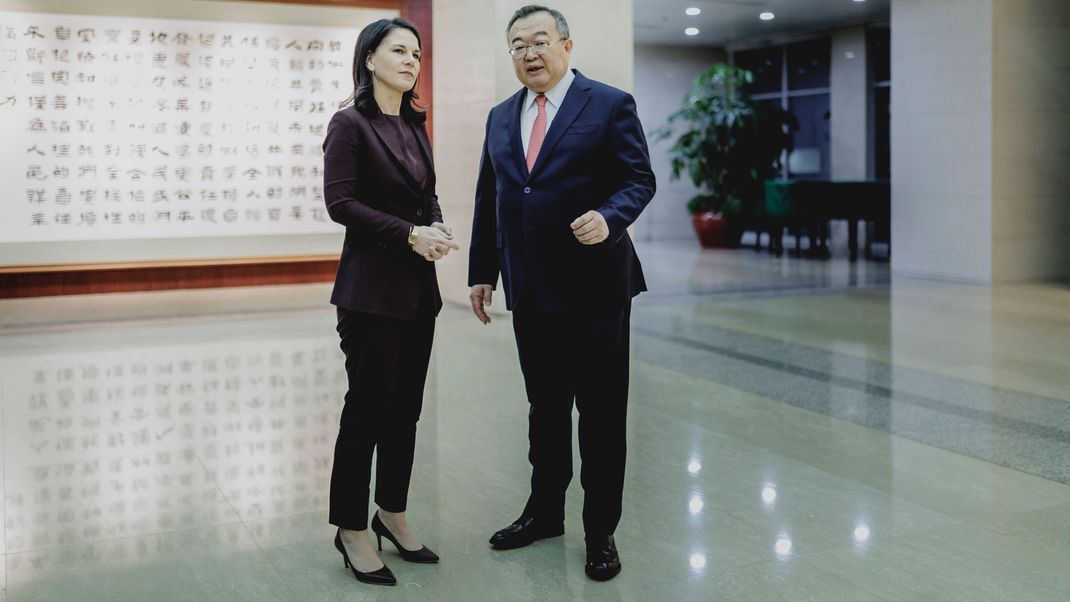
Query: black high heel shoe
371 512 440 563
334 529 397 586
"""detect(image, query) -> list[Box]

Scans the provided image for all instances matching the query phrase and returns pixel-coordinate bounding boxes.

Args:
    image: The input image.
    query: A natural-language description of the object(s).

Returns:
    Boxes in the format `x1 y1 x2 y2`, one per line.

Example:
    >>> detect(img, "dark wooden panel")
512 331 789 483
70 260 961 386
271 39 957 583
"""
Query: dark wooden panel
0 259 339 299
403 0 434 139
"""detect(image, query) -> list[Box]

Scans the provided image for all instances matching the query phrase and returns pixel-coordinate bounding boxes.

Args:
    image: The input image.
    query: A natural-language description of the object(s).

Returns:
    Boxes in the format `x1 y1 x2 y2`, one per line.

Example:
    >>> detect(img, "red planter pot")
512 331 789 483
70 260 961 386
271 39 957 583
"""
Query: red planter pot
691 211 736 248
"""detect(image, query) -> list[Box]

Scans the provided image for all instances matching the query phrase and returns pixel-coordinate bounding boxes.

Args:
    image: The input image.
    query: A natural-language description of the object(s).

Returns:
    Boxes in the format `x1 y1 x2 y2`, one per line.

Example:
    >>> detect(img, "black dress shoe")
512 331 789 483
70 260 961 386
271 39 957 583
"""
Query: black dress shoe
371 512 440 563
584 534 622 581
488 516 564 550
334 529 397 586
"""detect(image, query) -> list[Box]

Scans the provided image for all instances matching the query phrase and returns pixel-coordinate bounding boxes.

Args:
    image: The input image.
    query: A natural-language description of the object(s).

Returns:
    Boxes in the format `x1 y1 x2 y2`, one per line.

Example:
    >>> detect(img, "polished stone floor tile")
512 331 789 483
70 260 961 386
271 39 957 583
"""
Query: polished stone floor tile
642 281 1070 404
799 522 1070 601
616 413 964 577
244 507 623 602
0 461 5 559
166 338 345 524
635 241 891 297
635 559 884 601
984 502 1070 555
632 294 1070 484
2 243 1069 600
0 348 195 472
3 457 242 555
627 361 1070 524
3 523 290 602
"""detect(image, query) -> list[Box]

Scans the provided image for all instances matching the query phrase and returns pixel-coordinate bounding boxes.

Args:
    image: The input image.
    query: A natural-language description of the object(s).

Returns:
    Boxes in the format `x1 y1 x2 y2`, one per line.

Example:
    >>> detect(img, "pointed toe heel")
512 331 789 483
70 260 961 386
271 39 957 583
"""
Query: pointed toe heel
334 529 398 586
371 512 440 563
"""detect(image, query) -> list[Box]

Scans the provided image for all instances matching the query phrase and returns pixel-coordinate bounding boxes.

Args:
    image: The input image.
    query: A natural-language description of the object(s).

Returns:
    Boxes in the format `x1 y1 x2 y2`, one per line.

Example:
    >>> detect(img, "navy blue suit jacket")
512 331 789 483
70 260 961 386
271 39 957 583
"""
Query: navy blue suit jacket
468 70 656 311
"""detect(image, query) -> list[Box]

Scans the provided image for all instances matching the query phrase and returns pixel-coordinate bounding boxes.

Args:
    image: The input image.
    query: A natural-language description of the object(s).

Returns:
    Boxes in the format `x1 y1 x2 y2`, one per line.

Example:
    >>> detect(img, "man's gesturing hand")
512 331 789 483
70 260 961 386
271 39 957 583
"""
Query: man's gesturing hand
570 210 609 245
469 284 493 324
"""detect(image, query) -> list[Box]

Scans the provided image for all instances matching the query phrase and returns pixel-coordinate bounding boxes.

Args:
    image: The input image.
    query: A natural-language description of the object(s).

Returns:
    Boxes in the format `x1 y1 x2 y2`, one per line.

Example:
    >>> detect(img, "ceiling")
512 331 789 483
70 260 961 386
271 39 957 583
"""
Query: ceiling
635 0 890 47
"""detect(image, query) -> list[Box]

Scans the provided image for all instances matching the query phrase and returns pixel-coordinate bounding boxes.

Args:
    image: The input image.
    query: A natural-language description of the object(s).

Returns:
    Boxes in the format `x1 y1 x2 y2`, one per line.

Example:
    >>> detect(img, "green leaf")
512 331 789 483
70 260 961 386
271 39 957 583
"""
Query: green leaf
655 63 796 216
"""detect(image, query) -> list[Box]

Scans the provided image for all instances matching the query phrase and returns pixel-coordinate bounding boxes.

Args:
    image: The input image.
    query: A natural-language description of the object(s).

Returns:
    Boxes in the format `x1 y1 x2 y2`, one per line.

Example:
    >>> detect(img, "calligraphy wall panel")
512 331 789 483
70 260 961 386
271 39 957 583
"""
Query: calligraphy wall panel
0 0 431 297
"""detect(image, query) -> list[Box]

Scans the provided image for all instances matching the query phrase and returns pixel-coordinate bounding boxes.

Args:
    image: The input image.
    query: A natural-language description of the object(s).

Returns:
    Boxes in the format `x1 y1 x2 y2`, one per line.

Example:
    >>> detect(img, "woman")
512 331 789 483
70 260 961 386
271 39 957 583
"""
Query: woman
322 18 458 586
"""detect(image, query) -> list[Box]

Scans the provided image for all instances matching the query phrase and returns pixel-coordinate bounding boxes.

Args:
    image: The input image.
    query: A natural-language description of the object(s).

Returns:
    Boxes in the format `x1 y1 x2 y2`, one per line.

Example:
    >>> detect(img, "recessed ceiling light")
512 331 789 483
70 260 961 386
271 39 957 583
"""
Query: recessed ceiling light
854 0 867 3
685 7 701 16
759 12 775 21
685 27 700 36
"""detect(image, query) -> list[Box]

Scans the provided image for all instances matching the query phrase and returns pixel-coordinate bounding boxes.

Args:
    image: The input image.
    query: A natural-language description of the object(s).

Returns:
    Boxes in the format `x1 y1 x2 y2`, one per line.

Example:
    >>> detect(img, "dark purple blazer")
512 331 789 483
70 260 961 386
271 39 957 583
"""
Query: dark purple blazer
323 105 443 319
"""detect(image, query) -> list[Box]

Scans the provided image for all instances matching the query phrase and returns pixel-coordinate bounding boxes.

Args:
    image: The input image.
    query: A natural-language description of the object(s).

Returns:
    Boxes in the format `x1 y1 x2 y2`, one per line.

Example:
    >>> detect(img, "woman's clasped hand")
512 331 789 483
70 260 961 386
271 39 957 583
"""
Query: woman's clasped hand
411 222 459 261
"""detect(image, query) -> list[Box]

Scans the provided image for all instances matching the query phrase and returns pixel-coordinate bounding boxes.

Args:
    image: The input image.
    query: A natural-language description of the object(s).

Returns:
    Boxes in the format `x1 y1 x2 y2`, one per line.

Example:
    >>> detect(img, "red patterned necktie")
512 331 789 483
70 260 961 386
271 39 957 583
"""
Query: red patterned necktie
526 94 547 172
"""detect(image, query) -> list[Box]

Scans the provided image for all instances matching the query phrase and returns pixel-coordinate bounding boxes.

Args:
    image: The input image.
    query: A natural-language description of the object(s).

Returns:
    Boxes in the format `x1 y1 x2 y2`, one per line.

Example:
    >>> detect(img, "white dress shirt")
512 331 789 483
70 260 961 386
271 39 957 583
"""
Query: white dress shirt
520 68 576 155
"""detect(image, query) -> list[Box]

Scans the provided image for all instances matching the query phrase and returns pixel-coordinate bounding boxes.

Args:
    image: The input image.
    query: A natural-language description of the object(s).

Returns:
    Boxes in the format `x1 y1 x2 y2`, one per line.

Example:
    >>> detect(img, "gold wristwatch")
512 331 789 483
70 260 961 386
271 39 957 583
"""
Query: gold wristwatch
407 225 419 247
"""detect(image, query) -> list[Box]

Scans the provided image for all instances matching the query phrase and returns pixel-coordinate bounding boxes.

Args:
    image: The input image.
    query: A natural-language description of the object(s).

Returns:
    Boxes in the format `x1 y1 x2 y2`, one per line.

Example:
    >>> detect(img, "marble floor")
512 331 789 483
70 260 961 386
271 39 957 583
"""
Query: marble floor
1 241 1069 601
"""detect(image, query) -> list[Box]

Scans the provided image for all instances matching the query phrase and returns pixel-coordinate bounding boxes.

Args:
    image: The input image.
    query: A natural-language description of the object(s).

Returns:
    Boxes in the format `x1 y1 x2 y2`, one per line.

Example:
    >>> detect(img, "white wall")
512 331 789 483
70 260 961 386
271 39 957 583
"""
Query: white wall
891 0 1070 283
891 0 994 282
991 0 1070 281
831 26 869 181
828 25 870 254
632 44 725 243
432 0 635 308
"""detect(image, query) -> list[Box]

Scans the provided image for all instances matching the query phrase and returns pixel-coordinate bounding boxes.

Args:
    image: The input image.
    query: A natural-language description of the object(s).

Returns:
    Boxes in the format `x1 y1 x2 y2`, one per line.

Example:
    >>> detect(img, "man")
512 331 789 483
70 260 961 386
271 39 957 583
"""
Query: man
467 5 655 582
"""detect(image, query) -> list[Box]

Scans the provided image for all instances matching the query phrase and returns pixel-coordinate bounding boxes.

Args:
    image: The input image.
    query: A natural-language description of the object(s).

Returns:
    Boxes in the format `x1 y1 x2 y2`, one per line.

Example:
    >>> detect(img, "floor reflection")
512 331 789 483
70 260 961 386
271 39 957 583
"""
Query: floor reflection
1 243 1068 600
2 318 348 558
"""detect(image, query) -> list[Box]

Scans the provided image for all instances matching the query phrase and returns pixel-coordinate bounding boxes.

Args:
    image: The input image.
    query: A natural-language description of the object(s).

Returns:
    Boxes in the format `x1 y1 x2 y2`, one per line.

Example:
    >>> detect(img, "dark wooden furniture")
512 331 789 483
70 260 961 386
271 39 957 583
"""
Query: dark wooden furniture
759 179 890 261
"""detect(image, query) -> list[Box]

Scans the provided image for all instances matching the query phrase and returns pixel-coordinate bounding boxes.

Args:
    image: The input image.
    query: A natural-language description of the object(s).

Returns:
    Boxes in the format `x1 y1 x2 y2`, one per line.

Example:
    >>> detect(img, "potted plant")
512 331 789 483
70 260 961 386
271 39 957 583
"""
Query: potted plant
652 64 796 248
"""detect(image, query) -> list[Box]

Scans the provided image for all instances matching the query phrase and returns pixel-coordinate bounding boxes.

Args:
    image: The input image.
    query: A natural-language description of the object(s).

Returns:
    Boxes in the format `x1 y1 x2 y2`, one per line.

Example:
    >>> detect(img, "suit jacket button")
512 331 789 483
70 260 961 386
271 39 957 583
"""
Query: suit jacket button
416 209 423 216
523 187 531 194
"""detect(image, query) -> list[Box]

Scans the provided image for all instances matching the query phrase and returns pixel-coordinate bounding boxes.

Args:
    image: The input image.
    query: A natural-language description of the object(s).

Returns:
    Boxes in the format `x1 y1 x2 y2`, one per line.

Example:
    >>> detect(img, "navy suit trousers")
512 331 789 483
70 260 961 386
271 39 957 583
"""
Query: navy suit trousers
511 294 631 536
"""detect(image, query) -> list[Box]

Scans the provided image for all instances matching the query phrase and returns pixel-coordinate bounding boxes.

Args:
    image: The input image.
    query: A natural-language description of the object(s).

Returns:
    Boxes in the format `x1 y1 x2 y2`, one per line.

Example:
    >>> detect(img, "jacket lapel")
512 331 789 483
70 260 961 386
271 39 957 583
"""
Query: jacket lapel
506 89 528 179
368 111 423 194
414 121 435 193
526 70 592 182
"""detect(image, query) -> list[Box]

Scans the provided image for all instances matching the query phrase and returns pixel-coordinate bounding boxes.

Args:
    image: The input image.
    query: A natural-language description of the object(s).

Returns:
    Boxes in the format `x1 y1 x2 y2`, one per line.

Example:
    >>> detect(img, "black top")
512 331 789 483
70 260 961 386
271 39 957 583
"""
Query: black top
379 114 431 193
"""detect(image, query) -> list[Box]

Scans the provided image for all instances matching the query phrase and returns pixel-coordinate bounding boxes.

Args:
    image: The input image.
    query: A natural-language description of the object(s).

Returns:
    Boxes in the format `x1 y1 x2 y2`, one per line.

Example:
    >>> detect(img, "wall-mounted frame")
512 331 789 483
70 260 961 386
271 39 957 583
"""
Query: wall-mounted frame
0 0 432 298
